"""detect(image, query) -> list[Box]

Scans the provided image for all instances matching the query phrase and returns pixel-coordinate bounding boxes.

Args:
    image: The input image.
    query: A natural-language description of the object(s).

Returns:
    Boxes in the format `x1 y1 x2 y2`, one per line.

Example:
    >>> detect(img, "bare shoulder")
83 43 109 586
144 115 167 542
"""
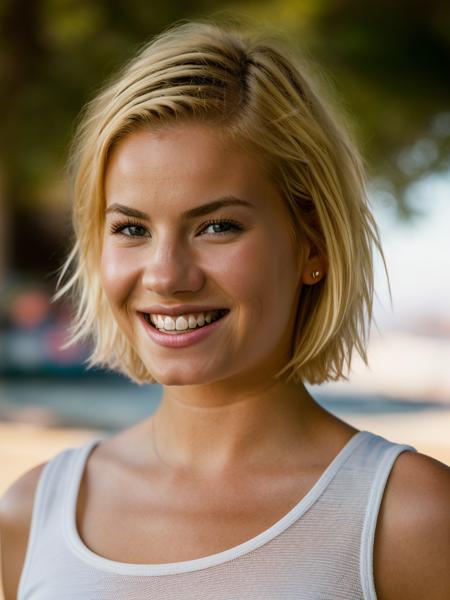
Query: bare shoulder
374 450 450 600
0 462 47 600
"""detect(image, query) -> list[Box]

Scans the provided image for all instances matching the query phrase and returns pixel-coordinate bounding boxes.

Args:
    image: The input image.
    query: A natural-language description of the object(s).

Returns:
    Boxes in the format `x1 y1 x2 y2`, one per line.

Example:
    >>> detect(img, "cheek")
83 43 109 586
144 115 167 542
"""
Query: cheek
203 238 266 300
100 245 139 309
249 234 302 330
204 234 299 318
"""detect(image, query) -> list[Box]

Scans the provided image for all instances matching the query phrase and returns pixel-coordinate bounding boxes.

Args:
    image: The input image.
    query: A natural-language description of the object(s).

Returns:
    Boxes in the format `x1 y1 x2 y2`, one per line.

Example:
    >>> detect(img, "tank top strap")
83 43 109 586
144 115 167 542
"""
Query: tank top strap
18 437 103 599
356 432 417 600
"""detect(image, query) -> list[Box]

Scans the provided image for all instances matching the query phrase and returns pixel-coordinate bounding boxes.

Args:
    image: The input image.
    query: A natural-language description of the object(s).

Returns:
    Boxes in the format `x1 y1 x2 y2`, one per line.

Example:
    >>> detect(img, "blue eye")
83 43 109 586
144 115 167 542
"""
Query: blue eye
109 218 243 238
109 220 149 237
200 219 243 235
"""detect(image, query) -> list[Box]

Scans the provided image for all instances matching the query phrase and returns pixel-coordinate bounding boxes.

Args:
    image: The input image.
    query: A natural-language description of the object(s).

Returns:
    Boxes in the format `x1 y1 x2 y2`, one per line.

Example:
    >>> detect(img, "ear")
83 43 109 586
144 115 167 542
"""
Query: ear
301 246 327 286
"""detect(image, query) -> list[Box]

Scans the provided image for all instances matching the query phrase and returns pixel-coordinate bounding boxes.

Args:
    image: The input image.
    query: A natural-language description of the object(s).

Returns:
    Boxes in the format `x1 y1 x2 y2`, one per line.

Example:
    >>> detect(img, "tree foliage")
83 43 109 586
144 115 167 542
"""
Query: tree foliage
0 0 449 221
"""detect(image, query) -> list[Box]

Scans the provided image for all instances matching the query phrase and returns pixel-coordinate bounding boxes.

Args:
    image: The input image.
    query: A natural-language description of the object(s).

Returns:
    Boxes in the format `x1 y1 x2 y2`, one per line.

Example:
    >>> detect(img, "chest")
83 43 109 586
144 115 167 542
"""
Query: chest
76 462 321 564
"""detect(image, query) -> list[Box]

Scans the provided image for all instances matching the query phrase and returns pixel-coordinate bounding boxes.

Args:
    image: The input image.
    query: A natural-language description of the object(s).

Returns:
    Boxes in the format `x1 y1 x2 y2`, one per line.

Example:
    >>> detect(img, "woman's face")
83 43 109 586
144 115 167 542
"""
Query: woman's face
101 123 319 386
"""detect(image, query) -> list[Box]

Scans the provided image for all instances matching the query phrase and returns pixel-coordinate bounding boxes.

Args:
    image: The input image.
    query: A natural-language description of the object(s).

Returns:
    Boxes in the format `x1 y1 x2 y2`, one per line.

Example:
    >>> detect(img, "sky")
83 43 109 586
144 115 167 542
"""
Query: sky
315 170 450 402
372 171 450 331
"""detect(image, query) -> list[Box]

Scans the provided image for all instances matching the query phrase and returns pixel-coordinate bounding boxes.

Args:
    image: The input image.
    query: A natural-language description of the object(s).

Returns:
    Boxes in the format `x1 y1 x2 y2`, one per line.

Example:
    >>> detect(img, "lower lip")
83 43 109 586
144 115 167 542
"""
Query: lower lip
139 312 229 348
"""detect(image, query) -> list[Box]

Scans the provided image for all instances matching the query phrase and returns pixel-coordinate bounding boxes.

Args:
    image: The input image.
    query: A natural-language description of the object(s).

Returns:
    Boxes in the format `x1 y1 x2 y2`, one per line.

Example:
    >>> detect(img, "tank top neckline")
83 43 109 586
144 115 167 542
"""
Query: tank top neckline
64 429 370 576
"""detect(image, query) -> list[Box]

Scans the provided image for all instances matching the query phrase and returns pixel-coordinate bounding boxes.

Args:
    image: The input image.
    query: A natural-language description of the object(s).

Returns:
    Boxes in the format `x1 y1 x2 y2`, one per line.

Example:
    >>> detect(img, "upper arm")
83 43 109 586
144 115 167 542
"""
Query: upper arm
0 462 47 600
374 451 450 600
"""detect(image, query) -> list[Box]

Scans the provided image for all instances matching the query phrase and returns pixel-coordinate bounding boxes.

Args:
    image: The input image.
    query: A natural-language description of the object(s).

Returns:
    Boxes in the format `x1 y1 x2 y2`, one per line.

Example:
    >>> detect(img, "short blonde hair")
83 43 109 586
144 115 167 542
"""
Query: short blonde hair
54 19 385 385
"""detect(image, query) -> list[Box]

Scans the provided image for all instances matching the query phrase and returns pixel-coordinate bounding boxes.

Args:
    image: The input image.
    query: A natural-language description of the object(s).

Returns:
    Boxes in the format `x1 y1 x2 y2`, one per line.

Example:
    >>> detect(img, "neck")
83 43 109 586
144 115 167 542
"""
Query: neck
147 376 326 476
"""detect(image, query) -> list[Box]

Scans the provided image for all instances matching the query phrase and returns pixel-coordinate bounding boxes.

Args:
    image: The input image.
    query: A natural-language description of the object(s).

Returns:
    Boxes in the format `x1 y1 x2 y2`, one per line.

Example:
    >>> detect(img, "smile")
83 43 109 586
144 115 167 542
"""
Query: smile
143 309 228 334
139 309 229 348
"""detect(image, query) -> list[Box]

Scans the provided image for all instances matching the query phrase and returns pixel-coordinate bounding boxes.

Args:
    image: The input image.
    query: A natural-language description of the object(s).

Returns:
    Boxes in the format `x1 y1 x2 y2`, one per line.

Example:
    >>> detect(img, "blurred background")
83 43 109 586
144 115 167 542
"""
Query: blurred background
1 0 450 508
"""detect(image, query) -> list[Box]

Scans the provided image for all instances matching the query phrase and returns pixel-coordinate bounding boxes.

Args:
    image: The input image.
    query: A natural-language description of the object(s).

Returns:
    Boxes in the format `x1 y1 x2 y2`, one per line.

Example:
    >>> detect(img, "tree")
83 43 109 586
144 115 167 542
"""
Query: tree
0 0 449 274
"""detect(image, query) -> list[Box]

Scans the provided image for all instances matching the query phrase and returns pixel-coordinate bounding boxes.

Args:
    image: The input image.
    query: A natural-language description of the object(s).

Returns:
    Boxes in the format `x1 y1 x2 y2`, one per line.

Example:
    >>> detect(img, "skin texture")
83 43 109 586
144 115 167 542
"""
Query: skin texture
101 124 320 389
100 123 330 474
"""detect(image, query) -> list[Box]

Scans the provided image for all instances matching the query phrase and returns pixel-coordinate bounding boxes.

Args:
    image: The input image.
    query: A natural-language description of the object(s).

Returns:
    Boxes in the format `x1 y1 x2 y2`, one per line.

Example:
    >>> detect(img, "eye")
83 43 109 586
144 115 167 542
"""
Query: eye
108 217 244 238
199 219 243 236
109 219 149 238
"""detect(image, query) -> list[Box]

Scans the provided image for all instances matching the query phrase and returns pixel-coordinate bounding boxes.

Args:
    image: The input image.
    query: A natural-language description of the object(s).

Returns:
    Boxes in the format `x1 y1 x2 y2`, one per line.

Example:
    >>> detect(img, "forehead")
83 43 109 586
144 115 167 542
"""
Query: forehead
103 124 282 213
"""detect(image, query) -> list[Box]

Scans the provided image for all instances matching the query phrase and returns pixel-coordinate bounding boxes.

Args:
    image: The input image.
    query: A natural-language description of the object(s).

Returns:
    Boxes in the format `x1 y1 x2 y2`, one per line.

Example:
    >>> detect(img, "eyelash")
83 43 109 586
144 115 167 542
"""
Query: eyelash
108 218 244 238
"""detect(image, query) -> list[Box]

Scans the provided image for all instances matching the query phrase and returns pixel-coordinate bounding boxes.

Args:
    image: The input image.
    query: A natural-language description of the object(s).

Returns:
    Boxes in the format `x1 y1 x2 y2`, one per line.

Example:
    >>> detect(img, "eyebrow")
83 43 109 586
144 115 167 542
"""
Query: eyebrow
104 196 254 220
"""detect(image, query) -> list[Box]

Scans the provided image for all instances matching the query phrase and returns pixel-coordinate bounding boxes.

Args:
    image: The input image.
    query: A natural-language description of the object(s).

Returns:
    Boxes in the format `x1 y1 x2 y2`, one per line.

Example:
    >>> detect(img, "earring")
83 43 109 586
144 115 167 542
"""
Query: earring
311 270 320 280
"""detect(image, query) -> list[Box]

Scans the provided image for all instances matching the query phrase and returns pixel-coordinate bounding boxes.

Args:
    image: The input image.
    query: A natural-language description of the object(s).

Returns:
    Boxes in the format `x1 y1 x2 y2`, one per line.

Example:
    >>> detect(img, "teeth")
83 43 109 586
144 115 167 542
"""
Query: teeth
148 310 225 332
175 316 188 331
164 316 175 330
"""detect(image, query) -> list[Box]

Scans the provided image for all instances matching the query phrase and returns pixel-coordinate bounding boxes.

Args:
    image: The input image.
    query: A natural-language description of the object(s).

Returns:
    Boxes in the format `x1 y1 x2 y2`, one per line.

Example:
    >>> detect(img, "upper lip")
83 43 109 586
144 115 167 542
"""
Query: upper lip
138 304 228 317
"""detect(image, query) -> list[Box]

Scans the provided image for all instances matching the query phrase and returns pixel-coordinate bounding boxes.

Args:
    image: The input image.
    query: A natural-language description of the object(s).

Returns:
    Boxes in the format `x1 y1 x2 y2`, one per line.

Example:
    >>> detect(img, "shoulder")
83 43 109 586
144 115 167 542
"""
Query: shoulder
0 462 48 600
374 449 450 600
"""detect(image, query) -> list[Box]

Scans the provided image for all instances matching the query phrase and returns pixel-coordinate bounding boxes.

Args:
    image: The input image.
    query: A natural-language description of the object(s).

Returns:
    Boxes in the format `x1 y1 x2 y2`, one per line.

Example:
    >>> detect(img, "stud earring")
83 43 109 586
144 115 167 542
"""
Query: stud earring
311 270 321 280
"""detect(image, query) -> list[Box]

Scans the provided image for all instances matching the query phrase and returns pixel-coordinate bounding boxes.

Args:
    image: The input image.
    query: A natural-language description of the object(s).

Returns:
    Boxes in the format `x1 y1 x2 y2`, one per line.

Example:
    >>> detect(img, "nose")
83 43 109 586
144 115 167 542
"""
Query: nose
141 236 205 297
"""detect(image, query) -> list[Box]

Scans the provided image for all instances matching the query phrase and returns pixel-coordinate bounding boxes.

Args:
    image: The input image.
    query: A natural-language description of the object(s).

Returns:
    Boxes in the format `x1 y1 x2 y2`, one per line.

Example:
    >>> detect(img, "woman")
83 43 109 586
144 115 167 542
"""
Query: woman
1 20 449 600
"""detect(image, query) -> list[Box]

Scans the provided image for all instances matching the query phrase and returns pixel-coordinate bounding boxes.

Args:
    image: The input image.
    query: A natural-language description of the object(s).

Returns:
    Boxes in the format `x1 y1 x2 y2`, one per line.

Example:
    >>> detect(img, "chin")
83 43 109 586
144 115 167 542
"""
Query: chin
146 363 219 387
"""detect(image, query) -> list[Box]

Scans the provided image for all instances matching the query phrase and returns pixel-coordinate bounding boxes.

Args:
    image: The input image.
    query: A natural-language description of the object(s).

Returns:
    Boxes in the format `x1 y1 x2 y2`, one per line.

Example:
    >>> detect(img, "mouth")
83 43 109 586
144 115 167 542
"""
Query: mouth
140 308 229 334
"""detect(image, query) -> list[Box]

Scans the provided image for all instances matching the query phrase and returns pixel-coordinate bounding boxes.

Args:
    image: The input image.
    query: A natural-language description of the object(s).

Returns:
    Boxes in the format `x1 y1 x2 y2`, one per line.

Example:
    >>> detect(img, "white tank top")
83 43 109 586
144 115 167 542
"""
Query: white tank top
18 430 415 599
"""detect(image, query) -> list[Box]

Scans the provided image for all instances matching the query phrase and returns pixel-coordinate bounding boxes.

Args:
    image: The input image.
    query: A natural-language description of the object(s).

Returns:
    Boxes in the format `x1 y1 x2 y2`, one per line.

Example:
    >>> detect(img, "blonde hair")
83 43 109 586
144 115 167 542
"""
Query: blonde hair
54 19 385 385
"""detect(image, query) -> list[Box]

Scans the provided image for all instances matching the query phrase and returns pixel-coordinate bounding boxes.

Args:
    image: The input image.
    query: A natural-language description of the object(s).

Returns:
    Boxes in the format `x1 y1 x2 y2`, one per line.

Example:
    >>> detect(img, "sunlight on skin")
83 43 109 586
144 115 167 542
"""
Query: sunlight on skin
100 123 331 473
